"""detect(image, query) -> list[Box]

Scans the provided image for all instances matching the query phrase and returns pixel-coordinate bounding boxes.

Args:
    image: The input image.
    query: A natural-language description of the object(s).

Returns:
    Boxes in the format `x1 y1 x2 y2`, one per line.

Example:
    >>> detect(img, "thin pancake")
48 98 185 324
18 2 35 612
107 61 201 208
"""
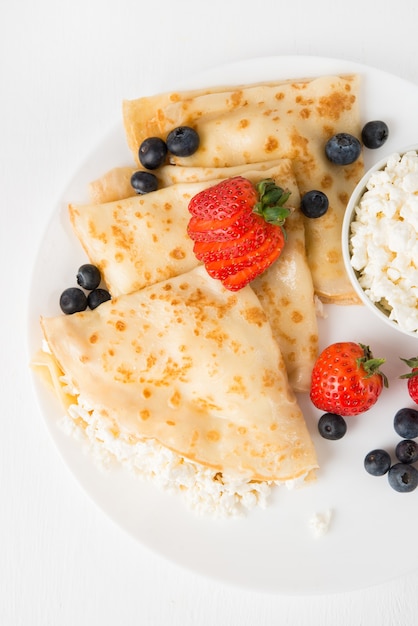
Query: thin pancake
40 266 318 482
88 160 287 204
70 160 319 391
122 74 364 302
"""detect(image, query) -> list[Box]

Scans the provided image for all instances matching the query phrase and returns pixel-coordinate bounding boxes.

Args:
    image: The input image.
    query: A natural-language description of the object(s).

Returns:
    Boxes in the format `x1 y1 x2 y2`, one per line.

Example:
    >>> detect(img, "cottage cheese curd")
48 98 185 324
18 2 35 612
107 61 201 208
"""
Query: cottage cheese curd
350 150 418 334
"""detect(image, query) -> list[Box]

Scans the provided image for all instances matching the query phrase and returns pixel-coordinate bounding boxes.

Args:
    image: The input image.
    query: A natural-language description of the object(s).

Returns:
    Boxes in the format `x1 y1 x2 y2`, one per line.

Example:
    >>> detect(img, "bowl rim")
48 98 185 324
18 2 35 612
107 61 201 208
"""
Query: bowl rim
341 143 418 338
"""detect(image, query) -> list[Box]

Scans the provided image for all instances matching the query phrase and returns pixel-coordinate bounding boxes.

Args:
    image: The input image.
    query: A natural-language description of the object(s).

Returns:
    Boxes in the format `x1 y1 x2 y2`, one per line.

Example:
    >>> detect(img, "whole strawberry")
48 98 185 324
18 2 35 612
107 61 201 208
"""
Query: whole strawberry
310 342 388 417
400 357 418 403
187 176 291 291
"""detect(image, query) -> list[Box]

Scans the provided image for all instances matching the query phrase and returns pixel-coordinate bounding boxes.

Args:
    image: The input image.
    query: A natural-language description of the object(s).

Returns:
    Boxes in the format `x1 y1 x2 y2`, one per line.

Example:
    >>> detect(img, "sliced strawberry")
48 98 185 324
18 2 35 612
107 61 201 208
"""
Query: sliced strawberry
187 208 248 235
192 221 268 262
205 226 282 281
187 176 292 291
188 176 257 220
222 243 282 290
187 210 257 242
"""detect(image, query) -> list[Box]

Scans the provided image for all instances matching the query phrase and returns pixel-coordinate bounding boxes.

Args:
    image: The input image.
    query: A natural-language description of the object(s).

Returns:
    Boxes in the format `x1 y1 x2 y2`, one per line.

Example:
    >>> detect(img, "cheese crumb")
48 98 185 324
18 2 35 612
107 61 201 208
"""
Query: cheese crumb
308 509 332 538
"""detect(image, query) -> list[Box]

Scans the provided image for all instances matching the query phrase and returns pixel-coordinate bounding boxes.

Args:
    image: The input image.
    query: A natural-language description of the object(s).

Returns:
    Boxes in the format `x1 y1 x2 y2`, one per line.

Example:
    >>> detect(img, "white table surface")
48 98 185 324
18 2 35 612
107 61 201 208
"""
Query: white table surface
3 1 418 624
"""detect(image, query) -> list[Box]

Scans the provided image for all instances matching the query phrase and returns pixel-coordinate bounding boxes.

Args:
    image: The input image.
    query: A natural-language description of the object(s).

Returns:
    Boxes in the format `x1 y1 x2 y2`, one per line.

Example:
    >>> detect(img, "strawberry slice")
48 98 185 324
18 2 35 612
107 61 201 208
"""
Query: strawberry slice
222 244 282 291
187 176 291 290
205 226 282 281
193 220 268 262
188 177 258 220
187 211 257 242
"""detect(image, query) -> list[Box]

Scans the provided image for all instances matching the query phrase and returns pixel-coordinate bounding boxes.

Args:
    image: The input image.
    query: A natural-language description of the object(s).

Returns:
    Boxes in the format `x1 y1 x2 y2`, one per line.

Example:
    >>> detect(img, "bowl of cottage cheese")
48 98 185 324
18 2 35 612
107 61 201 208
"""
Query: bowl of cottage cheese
342 147 418 337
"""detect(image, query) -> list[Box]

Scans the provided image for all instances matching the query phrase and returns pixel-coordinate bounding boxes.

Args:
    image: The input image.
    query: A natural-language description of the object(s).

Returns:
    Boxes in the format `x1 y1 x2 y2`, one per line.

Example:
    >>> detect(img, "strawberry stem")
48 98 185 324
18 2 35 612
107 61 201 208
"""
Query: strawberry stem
357 343 388 387
399 356 418 379
253 179 291 226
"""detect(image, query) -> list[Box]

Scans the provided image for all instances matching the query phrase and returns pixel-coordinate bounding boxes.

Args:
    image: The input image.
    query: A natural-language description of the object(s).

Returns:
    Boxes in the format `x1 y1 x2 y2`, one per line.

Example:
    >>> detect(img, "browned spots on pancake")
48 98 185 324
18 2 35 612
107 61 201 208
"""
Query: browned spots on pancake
205 329 229 348
239 118 249 129
228 375 248 397
290 129 309 156
263 369 277 388
299 108 311 120
321 174 333 189
296 96 314 105
291 310 304 324
207 430 220 442
169 390 181 408
275 91 285 101
316 90 356 121
242 306 267 327
115 252 124 262
140 409 150 420
87 219 107 244
323 124 335 137
166 420 176 426
338 191 349 206
115 365 135 383
111 224 134 251
169 246 186 260
327 249 339 264
115 320 126 332
265 136 279 153
228 90 245 108
89 333 98 344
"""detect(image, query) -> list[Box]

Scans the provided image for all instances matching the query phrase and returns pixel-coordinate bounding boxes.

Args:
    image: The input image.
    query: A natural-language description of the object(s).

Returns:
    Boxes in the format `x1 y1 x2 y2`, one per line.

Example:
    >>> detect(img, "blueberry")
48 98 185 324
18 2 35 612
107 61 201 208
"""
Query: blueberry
130 171 159 194
361 121 389 149
364 449 391 476
60 287 88 315
393 407 418 439
388 463 418 493
138 137 167 170
87 288 111 309
166 126 200 157
300 190 329 218
318 412 347 440
77 264 101 291
325 133 362 165
395 439 418 464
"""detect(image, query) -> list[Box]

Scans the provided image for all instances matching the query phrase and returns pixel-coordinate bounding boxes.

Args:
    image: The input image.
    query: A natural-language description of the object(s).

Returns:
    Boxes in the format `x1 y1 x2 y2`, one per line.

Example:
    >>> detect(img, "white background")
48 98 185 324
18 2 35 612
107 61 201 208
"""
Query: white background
3 1 418 624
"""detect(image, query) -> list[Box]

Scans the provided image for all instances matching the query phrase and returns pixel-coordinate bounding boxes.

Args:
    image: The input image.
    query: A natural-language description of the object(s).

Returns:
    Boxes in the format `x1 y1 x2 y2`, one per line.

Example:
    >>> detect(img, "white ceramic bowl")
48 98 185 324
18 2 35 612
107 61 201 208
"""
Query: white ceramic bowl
342 144 418 338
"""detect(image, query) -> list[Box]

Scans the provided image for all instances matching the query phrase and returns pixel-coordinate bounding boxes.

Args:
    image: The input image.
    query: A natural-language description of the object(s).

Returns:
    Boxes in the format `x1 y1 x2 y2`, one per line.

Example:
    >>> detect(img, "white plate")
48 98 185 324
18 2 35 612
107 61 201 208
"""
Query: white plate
27 56 418 595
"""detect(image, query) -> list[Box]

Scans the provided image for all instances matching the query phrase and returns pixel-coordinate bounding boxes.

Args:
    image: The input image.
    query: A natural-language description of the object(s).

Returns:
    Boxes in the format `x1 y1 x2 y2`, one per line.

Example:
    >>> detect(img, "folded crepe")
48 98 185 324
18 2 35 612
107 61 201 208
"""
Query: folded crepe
122 74 365 303
88 159 288 204
39 266 318 482
70 160 318 392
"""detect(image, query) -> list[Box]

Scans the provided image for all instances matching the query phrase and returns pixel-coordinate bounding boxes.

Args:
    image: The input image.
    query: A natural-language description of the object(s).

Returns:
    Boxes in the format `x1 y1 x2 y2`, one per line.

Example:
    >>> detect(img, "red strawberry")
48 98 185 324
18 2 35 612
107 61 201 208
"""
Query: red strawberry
187 177 291 291
310 342 388 417
400 357 418 403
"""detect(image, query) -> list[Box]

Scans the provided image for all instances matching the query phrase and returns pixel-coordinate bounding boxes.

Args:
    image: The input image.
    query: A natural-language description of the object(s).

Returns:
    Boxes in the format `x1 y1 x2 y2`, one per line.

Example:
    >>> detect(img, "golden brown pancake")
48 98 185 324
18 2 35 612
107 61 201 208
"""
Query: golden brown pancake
122 74 364 302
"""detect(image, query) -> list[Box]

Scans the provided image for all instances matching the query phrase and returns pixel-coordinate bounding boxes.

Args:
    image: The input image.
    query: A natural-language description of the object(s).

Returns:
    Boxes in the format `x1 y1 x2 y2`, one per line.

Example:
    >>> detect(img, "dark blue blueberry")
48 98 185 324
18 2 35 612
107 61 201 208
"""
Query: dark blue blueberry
393 407 418 439
300 190 329 218
325 133 362 165
388 463 418 493
138 137 168 170
166 126 200 157
318 412 347 440
131 171 159 194
395 439 418 464
361 121 389 149
77 264 101 291
87 288 111 310
60 287 88 315
364 449 391 476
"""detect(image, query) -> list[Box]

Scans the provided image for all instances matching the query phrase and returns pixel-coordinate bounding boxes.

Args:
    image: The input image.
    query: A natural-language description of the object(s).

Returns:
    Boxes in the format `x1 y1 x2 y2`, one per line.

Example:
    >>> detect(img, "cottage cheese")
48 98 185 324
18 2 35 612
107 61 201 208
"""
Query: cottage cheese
58 374 282 518
350 151 418 333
